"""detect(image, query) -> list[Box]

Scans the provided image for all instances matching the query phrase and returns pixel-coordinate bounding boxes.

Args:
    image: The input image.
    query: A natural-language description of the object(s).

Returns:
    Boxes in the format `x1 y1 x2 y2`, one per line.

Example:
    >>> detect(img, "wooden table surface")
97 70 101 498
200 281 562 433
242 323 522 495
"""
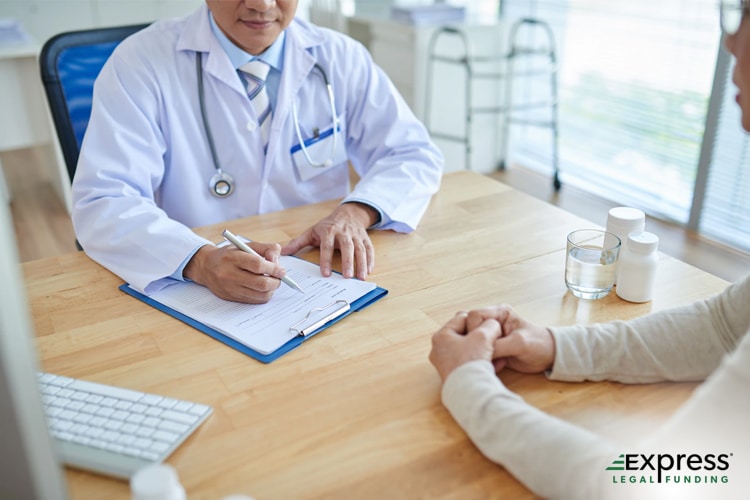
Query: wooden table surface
24 171 728 499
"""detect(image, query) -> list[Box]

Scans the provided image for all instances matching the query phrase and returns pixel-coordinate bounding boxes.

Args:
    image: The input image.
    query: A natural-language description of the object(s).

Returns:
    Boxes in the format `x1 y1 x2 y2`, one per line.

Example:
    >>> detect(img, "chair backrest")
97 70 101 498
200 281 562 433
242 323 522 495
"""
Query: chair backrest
39 24 149 183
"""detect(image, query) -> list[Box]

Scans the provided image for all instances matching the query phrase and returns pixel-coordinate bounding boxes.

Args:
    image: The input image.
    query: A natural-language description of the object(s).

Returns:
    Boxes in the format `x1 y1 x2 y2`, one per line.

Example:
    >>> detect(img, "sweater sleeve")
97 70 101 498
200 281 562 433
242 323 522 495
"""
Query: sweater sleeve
549 274 750 383
441 341 750 500
442 360 618 500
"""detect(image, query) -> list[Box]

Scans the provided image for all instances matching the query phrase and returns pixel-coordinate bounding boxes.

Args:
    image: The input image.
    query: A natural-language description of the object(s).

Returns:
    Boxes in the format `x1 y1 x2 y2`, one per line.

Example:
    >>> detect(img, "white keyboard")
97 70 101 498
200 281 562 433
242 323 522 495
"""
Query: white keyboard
37 372 212 479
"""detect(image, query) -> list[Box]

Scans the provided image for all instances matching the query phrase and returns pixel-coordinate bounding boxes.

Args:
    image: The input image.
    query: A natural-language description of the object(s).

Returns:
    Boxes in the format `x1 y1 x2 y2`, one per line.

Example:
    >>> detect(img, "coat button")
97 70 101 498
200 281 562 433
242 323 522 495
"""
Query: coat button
246 120 257 132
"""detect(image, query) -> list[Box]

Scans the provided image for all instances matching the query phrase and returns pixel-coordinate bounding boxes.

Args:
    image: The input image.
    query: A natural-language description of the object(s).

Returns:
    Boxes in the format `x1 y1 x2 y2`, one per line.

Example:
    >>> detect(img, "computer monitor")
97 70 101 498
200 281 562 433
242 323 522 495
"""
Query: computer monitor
0 200 68 499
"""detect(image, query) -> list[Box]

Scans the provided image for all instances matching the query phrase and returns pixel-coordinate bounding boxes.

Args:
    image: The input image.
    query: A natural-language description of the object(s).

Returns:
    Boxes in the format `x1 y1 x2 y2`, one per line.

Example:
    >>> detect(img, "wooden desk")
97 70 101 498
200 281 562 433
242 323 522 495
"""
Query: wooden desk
24 171 728 499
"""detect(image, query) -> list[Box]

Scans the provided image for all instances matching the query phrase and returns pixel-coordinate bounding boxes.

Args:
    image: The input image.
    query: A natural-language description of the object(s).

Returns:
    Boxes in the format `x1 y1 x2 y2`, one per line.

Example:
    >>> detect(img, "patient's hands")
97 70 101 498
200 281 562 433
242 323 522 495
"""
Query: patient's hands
429 312 503 383
463 305 556 374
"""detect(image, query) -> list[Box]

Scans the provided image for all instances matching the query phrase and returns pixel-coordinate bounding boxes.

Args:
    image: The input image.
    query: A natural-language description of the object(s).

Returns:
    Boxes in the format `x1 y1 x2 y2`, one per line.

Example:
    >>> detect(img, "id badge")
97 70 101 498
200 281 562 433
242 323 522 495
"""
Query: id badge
291 125 347 182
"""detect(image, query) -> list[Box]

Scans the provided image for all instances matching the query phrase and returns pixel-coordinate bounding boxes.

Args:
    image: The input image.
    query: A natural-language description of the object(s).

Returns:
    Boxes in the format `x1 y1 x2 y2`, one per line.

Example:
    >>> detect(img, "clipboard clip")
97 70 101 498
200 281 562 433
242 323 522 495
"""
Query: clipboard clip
289 300 351 337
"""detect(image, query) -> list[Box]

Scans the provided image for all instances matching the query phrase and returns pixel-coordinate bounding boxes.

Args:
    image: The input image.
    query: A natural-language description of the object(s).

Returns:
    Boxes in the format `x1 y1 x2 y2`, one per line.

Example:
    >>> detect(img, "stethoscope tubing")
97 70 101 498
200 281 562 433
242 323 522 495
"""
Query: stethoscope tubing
292 63 338 169
197 54 235 197
196 54 339 198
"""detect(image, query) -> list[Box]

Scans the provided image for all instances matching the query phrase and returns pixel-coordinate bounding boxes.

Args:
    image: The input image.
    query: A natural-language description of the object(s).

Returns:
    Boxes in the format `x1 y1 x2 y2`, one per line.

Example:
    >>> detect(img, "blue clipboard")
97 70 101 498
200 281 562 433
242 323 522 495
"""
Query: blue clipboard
118 281 388 364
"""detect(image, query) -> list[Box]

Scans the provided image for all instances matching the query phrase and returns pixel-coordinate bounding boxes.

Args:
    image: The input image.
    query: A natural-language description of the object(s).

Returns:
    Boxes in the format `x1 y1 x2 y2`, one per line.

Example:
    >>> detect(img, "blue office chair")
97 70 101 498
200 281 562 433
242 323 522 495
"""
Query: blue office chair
39 24 149 183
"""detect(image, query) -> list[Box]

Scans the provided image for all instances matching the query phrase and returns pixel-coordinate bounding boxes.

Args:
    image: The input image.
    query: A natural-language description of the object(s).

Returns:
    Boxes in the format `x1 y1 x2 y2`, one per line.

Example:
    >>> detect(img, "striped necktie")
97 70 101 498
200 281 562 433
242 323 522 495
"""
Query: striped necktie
238 59 272 150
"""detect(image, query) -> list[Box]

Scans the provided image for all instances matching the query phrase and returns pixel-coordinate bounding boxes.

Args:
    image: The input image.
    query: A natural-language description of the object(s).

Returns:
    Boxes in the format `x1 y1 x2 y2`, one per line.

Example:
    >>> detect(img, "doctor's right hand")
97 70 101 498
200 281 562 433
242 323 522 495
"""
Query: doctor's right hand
183 243 285 304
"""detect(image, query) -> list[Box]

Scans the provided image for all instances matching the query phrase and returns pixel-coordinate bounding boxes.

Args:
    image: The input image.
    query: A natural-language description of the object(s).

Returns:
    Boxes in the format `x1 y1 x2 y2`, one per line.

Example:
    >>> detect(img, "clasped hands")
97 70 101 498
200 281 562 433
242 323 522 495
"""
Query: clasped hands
429 305 557 383
184 202 377 304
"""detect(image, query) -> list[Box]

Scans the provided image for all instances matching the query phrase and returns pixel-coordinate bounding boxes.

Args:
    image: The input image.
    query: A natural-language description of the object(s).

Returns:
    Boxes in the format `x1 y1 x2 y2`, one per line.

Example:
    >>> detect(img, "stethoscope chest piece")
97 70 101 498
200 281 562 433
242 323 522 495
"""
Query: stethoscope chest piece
196 53 337 197
209 170 235 198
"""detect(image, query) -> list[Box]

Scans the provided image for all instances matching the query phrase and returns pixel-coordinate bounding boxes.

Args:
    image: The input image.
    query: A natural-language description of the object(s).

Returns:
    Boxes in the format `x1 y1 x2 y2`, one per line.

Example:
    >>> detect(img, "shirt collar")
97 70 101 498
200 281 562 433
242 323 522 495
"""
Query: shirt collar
208 12 285 72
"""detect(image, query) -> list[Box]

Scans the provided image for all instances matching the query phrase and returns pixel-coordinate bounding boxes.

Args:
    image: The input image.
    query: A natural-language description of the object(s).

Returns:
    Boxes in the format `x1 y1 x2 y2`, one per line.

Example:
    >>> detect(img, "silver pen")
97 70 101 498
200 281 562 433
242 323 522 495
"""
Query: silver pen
222 229 305 293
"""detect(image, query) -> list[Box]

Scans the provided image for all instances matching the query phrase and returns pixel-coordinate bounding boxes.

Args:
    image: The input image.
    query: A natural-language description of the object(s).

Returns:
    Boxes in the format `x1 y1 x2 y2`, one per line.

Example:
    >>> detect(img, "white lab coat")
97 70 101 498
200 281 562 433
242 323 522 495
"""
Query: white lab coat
72 5 443 294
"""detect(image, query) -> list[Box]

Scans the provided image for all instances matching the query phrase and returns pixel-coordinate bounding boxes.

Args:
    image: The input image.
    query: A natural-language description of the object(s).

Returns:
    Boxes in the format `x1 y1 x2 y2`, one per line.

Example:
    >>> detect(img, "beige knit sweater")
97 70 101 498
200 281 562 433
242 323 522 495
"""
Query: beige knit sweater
442 274 750 499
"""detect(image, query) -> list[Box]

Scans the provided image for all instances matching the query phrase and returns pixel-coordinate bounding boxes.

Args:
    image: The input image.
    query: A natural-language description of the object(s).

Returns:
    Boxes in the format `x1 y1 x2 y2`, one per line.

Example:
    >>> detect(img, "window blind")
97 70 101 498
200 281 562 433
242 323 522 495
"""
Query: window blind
695 47 750 253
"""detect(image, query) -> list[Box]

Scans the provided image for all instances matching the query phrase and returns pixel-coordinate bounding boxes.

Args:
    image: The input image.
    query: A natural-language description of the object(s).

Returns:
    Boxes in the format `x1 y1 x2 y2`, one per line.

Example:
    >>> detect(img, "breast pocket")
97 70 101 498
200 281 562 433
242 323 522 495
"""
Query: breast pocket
290 113 347 182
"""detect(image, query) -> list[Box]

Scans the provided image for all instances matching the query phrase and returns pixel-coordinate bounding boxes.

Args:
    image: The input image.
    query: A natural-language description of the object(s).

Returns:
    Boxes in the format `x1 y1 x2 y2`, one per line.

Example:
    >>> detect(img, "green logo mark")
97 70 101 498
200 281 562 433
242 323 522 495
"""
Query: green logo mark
606 454 626 471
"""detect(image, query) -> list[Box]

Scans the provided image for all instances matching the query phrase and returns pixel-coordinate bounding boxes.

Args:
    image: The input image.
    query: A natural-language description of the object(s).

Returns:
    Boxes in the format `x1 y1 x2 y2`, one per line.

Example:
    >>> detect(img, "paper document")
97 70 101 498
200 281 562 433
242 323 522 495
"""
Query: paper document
133 257 377 355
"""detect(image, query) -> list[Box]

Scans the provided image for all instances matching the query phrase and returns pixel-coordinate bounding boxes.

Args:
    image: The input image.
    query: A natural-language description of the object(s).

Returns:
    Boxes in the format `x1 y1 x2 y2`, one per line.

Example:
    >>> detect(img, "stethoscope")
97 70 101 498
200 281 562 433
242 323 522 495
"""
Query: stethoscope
196 54 339 198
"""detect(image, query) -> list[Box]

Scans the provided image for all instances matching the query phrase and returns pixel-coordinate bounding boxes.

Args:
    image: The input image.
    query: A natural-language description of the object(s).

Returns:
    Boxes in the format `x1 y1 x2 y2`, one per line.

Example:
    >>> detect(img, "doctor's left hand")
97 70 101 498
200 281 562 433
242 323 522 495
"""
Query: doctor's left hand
281 202 377 280
184 242 284 304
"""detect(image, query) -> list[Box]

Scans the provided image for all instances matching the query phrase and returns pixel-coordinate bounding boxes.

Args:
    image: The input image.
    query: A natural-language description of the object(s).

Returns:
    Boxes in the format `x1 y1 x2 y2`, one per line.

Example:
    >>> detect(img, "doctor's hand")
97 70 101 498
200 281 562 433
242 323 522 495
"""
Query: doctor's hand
281 202 377 280
463 305 556 375
429 312 503 383
183 243 284 304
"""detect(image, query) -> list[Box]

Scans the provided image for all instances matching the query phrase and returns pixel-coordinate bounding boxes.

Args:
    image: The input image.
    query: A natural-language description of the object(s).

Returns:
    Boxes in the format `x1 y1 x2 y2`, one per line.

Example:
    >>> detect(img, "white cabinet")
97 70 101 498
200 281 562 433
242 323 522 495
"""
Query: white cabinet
1 1 202 49
0 43 66 205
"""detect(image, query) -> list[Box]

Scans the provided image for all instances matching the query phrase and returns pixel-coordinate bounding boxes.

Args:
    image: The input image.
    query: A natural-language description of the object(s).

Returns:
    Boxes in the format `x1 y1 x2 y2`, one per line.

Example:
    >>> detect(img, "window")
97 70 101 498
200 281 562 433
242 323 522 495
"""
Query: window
502 1 722 225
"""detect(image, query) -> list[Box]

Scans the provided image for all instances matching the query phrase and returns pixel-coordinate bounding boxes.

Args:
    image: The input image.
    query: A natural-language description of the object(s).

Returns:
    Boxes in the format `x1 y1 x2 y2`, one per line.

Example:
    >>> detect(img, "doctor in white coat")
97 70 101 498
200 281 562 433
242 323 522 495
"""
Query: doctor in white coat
72 0 443 303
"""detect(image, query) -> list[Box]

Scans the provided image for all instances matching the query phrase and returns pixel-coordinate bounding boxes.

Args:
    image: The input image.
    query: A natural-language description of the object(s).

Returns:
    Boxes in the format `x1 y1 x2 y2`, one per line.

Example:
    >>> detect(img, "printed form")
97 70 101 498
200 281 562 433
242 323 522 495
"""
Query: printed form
139 257 377 354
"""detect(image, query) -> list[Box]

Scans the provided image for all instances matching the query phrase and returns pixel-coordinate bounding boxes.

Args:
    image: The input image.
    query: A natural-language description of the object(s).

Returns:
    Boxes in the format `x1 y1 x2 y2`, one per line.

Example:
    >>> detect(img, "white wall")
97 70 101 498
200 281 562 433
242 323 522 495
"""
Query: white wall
0 1 202 46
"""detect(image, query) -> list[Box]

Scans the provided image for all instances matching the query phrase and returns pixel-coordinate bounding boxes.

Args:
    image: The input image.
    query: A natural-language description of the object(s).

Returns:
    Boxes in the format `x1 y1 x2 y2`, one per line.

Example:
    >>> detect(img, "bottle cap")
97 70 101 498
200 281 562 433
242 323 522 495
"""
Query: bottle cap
607 207 646 223
131 464 186 500
607 207 645 229
626 231 659 254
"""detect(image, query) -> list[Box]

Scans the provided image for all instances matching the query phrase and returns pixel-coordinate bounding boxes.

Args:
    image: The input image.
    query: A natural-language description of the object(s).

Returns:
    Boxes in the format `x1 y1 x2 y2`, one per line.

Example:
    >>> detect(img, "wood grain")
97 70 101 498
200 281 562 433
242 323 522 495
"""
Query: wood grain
23 171 728 499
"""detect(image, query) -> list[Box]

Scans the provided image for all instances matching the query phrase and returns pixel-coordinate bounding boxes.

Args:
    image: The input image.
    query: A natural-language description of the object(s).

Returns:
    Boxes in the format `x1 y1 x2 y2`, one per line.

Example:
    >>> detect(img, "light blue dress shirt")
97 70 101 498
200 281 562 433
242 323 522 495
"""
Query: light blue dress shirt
208 13 285 110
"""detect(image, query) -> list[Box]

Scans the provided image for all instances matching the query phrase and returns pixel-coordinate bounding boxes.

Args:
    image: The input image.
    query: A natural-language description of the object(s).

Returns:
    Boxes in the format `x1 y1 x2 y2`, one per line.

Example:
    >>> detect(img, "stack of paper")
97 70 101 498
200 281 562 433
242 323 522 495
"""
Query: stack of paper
390 5 466 26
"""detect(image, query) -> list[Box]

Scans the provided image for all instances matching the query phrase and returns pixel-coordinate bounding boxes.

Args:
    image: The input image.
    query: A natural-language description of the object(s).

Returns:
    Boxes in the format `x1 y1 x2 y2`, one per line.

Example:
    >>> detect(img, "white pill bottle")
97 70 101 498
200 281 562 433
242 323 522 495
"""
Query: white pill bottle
604 207 646 285
615 231 659 303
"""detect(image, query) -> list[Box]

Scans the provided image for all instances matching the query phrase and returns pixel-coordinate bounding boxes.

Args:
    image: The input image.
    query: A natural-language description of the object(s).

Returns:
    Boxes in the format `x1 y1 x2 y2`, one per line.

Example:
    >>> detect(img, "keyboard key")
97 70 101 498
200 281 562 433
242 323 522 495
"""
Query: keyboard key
142 417 160 428
130 403 148 414
48 375 74 387
100 397 118 407
111 410 130 421
157 398 178 409
144 407 163 417
115 400 133 411
152 430 179 443
57 388 74 398
140 394 162 406
158 420 190 434
126 414 146 425
173 401 193 412
188 404 211 416
161 409 199 425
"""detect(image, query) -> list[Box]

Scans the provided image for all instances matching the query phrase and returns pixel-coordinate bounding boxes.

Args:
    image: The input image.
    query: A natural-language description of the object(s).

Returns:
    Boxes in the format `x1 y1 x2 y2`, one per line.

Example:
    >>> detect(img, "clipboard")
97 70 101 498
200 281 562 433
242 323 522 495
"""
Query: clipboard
118 263 387 364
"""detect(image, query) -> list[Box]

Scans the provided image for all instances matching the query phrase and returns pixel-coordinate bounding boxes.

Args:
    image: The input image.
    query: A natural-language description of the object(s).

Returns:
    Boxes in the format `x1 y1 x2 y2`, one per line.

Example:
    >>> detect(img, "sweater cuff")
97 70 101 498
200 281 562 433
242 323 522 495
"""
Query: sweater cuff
548 325 595 382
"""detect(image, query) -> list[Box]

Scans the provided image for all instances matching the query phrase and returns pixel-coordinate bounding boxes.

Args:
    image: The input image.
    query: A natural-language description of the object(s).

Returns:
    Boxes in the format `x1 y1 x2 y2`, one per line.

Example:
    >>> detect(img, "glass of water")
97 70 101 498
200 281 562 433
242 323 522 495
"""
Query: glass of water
565 229 621 299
